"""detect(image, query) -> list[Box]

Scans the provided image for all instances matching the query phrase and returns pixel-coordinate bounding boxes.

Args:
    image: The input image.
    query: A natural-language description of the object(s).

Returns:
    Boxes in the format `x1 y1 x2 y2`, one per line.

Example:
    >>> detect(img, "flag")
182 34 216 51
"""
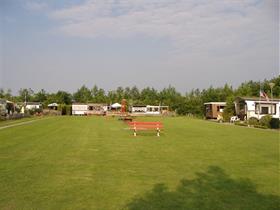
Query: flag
260 90 269 101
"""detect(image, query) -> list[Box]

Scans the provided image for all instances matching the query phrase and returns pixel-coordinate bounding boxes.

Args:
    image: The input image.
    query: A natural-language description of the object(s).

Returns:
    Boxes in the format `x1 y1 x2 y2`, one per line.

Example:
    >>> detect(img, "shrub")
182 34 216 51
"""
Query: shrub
65 105 72 115
61 105 67 115
270 118 280 129
222 112 231 122
34 108 42 113
253 124 268 129
222 96 235 122
248 117 259 126
28 109 35 115
234 121 248 127
259 115 272 128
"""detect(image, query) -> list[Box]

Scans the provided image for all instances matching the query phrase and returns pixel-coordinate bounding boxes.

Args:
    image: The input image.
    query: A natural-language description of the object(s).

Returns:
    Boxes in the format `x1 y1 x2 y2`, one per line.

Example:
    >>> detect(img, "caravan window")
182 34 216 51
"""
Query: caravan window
261 107 269 114
255 104 276 115
147 107 153 112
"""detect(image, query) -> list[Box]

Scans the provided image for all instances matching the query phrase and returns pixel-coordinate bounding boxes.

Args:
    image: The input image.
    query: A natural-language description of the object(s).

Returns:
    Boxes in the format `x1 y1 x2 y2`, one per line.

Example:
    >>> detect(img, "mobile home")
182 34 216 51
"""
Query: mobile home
235 97 280 120
204 102 226 119
0 99 15 115
72 103 107 115
72 103 88 115
25 102 42 110
131 105 169 115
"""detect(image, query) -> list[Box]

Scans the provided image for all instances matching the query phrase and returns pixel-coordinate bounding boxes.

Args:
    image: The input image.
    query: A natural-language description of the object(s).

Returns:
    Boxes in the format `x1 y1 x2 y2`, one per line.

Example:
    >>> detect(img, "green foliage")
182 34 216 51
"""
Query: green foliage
55 91 72 105
222 96 235 122
270 118 280 129
2 76 280 117
253 124 268 129
58 104 72 115
91 85 106 103
65 105 72 115
259 115 272 128
234 121 248 127
248 117 259 126
73 85 92 103
19 88 34 102
34 89 47 102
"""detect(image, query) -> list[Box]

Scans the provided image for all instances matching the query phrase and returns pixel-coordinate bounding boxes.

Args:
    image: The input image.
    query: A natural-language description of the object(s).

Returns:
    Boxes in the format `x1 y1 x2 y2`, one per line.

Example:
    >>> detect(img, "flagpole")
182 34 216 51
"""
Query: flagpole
269 83 275 115
258 81 261 120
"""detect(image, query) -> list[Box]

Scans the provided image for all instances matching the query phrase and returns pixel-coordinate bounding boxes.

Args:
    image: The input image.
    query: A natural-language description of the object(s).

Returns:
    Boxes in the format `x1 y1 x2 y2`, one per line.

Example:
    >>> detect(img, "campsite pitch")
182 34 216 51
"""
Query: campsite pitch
0 116 279 209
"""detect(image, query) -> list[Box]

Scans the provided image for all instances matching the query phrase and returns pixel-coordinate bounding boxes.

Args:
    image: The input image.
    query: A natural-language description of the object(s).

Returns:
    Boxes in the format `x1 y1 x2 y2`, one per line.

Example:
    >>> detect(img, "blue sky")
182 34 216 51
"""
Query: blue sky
1 0 279 94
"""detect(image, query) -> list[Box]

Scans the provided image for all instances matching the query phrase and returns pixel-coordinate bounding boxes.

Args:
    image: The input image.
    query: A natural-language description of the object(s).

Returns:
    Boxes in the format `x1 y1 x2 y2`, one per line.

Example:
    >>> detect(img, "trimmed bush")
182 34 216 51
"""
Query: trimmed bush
259 115 272 128
248 117 259 126
65 105 72 115
234 121 248 127
253 124 268 129
58 104 72 115
270 118 280 129
61 105 67 115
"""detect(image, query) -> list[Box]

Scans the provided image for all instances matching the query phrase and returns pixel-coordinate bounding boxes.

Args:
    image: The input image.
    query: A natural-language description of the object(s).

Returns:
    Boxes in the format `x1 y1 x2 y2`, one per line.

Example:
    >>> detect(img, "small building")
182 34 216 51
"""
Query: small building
146 105 161 115
204 102 226 119
48 103 58 110
0 99 7 116
131 105 169 115
72 103 107 115
25 102 42 110
235 97 280 120
72 103 88 115
131 105 147 113
110 103 122 110
0 99 16 115
87 103 107 115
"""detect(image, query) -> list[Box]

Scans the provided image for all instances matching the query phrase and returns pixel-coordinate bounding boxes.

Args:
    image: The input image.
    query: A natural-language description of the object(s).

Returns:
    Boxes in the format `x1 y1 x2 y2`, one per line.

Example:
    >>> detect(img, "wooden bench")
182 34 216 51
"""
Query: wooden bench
127 121 163 137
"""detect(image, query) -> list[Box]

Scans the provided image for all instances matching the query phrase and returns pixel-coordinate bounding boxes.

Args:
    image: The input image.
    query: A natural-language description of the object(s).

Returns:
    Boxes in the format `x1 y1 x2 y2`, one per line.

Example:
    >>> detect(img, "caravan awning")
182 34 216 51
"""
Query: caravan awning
111 103 121 108
48 103 58 107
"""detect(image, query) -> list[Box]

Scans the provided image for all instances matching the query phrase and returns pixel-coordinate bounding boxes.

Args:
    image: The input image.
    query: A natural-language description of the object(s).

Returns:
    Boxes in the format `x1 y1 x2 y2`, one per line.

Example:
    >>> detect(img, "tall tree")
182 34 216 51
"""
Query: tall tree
73 85 92 103
19 88 34 102
34 89 47 102
56 91 72 104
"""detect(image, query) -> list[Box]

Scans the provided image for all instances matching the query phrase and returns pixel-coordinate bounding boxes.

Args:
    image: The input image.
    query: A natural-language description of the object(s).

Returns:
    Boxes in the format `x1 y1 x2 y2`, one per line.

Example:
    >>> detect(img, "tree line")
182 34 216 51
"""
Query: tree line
0 76 279 117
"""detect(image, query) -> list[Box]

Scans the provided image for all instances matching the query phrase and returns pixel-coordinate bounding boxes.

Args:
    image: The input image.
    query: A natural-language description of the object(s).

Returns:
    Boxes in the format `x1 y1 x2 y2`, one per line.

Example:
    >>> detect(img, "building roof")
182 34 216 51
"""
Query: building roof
132 105 169 108
72 103 107 106
72 103 88 105
236 97 280 102
87 103 107 106
204 102 226 105
26 102 41 105
0 99 15 104
111 103 122 108
48 103 58 107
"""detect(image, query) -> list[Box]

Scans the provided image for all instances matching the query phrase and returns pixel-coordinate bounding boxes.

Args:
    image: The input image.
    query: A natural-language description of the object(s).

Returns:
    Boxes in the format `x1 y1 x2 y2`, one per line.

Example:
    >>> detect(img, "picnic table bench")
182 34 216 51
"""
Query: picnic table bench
127 121 163 137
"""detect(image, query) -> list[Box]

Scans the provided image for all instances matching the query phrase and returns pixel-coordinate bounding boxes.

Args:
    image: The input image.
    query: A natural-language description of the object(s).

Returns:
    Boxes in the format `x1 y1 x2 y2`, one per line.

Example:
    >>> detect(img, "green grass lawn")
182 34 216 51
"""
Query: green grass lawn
0 116 279 210
0 116 44 127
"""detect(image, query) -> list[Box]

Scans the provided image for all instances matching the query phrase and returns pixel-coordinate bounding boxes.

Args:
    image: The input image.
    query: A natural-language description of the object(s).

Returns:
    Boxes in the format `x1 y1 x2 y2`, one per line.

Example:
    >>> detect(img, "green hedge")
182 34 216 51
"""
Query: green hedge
248 117 259 126
270 118 280 129
259 115 272 128
58 104 72 115
237 116 279 129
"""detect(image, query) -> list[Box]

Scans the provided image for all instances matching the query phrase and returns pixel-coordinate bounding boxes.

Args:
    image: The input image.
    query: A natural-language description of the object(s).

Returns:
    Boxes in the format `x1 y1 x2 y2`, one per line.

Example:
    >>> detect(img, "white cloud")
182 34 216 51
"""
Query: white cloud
49 0 277 57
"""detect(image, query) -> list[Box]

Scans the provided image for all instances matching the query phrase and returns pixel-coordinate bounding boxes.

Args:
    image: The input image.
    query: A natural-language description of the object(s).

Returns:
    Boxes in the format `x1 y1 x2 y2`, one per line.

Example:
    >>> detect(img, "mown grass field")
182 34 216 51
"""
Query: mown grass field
0 116 279 210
